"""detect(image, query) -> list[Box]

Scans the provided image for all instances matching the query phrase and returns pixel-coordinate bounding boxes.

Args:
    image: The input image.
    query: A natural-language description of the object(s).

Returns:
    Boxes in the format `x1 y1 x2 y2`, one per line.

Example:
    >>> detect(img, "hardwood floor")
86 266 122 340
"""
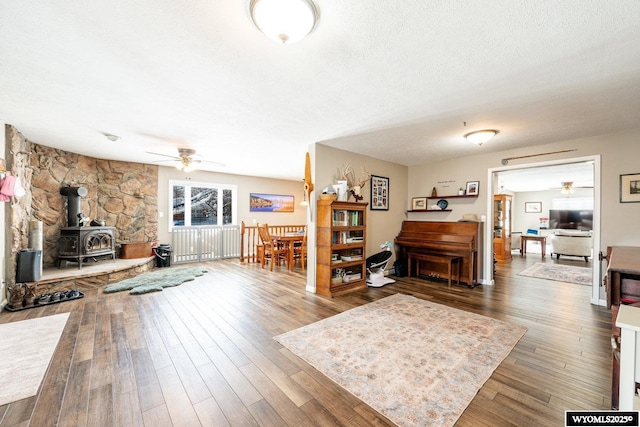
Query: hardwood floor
0 253 611 426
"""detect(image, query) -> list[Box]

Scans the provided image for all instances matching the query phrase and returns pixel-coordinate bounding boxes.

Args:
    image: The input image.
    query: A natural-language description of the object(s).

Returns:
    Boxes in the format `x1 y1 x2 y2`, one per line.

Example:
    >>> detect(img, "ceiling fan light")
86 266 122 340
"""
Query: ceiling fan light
465 129 498 146
560 181 575 194
250 0 318 44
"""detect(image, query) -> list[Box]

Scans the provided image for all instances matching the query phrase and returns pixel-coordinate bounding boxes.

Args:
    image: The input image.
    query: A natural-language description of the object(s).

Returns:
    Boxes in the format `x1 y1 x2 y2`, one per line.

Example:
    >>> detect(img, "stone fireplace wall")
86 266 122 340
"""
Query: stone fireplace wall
5 126 34 286
8 125 159 268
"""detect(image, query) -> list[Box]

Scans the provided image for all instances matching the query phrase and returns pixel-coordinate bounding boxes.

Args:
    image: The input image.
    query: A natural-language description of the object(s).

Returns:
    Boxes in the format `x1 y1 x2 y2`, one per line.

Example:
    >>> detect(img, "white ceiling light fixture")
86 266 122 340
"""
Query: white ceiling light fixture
464 129 498 146
250 0 318 44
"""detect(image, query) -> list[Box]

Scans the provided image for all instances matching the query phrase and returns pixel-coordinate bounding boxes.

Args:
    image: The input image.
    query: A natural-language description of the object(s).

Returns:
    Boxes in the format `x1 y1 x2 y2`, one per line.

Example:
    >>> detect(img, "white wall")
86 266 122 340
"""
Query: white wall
513 188 593 233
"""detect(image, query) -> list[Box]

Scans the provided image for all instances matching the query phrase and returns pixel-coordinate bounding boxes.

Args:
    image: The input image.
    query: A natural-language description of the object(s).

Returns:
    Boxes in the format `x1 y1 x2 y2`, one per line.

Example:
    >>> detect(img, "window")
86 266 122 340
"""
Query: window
170 180 237 229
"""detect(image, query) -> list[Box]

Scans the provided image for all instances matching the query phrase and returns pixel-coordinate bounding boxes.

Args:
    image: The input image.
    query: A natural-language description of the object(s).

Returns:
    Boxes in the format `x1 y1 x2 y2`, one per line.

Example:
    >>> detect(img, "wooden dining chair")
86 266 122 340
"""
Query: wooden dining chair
293 227 308 270
257 224 288 271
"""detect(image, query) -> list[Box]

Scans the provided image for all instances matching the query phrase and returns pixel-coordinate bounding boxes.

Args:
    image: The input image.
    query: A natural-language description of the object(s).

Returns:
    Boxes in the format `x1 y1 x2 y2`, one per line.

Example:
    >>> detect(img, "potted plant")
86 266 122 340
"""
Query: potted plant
458 187 465 195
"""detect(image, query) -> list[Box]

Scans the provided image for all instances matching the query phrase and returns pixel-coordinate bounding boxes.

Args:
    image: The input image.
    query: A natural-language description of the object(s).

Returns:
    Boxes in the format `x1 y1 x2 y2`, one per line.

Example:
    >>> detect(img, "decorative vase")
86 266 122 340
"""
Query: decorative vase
431 187 437 197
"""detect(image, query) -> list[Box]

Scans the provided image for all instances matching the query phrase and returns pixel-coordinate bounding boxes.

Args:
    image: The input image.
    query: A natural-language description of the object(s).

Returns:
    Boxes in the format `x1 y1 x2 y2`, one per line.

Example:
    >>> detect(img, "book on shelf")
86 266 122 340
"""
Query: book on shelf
350 211 360 226
340 255 363 261
342 273 362 282
333 210 348 226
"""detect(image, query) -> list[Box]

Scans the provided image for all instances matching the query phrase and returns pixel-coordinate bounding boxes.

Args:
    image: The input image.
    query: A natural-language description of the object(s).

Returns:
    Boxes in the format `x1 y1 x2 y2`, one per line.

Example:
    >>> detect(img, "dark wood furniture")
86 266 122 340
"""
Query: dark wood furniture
520 234 547 258
394 220 479 287
493 194 512 263
605 246 640 409
407 252 461 287
316 200 367 297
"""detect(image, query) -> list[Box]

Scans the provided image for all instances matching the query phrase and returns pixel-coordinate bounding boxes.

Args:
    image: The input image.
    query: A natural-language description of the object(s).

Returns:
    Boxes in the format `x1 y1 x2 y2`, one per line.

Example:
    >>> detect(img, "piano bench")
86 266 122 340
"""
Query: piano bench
407 253 461 287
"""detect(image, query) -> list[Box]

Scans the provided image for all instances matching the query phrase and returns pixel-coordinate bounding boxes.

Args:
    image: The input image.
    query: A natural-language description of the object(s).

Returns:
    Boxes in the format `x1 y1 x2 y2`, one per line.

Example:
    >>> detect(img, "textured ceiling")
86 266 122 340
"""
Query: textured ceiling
1 1 640 181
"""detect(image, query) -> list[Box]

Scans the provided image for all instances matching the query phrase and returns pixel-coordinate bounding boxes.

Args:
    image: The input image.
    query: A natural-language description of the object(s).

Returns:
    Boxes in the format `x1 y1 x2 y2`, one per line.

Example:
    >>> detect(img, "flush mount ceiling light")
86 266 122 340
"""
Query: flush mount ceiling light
464 129 498 146
250 0 318 44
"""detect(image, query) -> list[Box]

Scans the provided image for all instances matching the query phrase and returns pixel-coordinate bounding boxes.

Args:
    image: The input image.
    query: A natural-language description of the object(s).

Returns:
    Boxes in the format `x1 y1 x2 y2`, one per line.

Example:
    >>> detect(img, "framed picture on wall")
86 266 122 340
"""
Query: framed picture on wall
525 202 542 213
249 193 294 212
465 181 479 196
370 175 389 210
411 197 427 210
620 173 640 203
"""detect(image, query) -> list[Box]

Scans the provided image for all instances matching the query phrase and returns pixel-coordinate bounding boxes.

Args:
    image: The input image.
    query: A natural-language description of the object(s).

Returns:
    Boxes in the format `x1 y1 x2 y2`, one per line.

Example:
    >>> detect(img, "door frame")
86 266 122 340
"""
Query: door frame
483 155 603 306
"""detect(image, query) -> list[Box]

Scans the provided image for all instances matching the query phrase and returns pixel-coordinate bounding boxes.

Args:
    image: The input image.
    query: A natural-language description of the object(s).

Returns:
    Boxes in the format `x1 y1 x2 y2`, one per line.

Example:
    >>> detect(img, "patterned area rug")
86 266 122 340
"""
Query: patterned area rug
517 262 592 285
274 294 526 427
0 313 69 406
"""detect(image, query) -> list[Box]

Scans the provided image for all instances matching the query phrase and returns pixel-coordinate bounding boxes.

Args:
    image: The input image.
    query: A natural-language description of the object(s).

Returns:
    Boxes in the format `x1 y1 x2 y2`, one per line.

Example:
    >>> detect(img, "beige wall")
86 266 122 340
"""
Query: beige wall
409 129 640 284
3 123 639 299
156 166 307 244
314 144 408 260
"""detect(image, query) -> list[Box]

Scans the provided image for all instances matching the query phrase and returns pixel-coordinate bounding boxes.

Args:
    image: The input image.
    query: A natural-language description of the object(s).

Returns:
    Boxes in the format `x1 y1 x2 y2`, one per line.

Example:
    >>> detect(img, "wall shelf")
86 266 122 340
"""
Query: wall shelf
427 194 478 200
407 209 452 213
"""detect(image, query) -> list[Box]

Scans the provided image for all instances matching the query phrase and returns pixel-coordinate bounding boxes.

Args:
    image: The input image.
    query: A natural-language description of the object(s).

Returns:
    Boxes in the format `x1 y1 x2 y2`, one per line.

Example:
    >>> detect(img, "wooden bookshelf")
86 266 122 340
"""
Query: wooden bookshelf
316 200 367 297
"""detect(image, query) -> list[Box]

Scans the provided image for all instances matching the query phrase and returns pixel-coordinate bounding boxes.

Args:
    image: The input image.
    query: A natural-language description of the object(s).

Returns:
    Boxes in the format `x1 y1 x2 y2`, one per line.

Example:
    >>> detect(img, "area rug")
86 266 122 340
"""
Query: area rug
517 262 592 285
274 294 526 427
103 266 208 294
0 312 70 406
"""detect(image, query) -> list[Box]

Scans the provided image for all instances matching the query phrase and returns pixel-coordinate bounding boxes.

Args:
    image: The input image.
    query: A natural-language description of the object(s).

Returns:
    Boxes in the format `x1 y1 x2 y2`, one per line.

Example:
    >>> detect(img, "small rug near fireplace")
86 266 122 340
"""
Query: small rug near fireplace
517 262 592 285
104 266 208 294
274 294 526 427
0 313 69 406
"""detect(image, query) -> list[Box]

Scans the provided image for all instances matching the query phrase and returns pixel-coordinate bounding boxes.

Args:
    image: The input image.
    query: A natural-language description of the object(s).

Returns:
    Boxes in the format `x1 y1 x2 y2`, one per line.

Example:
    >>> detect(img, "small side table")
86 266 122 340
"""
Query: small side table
520 235 547 258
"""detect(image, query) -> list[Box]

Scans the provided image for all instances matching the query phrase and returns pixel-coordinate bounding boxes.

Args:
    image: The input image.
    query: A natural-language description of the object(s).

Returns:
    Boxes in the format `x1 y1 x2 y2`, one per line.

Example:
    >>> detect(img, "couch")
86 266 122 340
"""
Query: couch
549 229 592 261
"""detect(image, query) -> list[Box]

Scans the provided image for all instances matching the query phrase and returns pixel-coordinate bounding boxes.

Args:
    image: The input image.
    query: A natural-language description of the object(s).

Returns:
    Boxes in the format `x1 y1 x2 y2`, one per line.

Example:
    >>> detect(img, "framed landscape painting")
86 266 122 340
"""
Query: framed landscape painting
250 193 294 212
525 202 542 213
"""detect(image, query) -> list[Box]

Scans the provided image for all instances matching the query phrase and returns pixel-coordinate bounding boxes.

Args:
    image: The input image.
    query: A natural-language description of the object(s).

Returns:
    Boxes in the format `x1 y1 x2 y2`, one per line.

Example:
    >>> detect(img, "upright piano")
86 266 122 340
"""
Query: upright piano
394 221 480 286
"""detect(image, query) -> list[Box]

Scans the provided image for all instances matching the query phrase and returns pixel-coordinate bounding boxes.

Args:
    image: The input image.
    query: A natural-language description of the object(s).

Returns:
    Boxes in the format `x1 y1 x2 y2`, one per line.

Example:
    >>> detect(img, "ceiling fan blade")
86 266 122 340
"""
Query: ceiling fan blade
201 160 225 167
146 151 180 160
151 159 180 163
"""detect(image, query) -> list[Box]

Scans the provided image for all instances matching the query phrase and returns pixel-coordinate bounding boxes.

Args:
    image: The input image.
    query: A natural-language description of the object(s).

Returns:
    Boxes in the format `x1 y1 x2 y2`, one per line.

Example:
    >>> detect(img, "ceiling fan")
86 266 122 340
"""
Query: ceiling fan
146 148 224 172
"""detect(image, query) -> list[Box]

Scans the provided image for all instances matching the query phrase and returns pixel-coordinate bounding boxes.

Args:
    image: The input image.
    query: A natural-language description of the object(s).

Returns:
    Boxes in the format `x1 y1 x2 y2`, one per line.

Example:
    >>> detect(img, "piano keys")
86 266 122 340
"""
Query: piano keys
394 220 480 286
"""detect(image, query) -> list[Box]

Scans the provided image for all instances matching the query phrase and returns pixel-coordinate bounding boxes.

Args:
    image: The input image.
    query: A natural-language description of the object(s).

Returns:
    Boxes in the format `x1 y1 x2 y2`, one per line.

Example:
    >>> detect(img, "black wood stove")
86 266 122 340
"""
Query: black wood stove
57 226 116 269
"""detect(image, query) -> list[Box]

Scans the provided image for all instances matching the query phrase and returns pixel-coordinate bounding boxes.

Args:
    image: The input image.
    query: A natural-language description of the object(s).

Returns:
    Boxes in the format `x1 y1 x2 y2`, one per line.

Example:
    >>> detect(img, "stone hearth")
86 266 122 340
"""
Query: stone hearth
36 257 155 296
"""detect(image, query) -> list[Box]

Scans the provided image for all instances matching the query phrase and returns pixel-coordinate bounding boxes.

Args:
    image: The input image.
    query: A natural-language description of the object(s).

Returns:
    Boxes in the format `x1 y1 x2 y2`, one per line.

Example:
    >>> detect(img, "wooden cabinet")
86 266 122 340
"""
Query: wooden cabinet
605 246 640 409
493 194 512 263
316 200 367 297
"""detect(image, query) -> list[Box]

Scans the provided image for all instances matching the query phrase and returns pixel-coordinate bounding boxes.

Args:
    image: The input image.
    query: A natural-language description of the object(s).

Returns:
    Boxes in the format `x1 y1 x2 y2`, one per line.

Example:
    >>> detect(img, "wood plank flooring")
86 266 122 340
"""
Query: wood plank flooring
0 253 611 426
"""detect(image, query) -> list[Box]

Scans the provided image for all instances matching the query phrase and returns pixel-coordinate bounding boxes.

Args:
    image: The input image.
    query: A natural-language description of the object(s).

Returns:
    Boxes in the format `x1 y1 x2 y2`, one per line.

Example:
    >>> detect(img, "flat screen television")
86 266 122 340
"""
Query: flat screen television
548 209 593 230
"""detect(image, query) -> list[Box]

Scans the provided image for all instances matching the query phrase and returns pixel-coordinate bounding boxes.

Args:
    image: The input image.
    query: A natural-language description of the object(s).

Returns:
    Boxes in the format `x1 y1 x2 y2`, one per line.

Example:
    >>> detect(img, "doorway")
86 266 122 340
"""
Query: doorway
484 155 603 305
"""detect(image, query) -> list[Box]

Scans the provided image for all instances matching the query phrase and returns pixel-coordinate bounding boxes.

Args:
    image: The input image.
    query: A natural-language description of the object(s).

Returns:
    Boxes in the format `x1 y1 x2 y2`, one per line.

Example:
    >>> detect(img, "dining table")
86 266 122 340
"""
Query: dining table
271 232 305 270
